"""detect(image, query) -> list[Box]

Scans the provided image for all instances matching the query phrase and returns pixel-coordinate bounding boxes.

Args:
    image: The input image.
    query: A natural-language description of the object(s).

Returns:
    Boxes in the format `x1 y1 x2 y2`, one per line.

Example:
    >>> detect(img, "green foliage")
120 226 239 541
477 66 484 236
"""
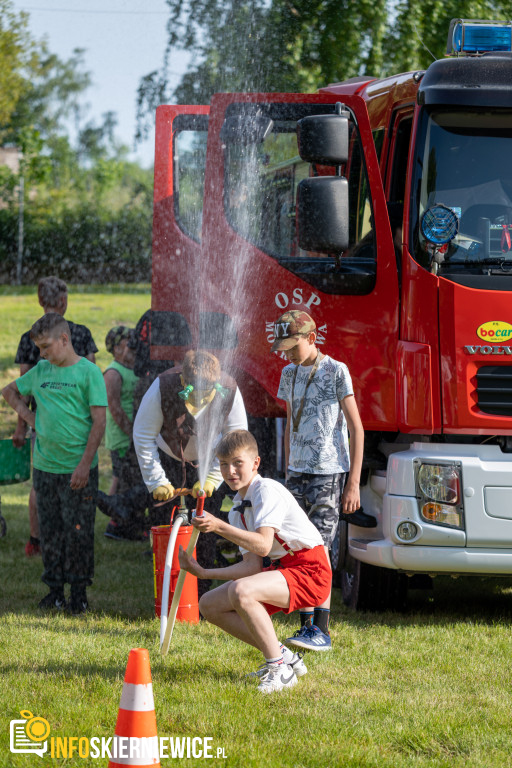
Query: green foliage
383 0 512 74
0 1 37 132
0 2 154 284
136 0 512 122
0 204 152 284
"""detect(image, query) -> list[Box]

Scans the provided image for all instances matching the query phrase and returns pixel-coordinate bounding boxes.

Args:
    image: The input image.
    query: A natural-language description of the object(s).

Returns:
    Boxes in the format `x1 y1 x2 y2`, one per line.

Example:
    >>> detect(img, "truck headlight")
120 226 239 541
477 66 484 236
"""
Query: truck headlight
417 463 459 503
415 461 464 530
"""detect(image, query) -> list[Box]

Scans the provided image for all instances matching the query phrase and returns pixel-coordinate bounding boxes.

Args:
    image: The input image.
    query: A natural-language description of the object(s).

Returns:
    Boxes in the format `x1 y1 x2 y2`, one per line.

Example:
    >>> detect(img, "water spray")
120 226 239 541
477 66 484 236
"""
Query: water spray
160 490 206 655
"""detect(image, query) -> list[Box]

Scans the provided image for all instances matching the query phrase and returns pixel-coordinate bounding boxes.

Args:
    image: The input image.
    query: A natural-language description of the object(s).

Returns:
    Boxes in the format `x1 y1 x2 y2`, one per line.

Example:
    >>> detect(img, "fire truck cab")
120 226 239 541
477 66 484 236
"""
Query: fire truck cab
151 19 512 609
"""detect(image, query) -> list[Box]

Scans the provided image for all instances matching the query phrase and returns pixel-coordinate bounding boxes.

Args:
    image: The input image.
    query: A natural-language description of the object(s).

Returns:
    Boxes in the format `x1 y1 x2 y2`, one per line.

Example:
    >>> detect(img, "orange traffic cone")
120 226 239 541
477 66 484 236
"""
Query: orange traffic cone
108 648 160 768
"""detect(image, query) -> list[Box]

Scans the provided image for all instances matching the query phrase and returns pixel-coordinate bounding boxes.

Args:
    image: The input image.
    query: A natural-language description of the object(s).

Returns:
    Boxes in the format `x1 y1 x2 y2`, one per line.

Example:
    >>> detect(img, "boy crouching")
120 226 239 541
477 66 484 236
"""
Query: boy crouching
178 428 331 694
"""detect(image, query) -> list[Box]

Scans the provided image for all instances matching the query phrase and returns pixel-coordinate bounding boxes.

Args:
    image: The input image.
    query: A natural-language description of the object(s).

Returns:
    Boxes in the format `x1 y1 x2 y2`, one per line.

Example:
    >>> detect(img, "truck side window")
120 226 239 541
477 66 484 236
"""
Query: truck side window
348 131 375 252
387 113 412 273
373 129 385 162
388 114 412 207
222 103 376 295
173 116 208 242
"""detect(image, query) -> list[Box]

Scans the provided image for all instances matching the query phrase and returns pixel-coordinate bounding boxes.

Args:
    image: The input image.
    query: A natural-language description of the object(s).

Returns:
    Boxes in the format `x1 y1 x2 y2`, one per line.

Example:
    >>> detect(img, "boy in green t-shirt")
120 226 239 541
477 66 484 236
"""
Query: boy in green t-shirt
2 313 107 614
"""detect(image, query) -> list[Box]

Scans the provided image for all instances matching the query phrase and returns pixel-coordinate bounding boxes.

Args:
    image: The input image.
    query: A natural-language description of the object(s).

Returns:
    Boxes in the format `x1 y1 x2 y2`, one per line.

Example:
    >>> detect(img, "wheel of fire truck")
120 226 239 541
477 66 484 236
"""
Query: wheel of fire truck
341 556 407 612
337 522 408 611
330 519 347 588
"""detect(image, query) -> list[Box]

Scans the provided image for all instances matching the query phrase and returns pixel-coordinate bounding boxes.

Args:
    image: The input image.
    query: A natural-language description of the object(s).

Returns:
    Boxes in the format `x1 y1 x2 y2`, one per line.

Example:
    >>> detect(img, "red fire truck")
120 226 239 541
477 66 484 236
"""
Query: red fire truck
150 19 512 609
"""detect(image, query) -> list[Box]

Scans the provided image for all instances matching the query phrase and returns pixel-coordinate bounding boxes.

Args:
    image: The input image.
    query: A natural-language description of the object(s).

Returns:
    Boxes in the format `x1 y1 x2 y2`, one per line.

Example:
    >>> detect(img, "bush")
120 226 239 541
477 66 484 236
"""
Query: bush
0 204 152 283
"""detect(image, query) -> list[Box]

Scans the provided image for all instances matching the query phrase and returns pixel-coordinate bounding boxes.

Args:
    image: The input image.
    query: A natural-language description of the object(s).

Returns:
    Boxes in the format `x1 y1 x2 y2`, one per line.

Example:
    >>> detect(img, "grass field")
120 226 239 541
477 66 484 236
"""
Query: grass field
1 287 512 768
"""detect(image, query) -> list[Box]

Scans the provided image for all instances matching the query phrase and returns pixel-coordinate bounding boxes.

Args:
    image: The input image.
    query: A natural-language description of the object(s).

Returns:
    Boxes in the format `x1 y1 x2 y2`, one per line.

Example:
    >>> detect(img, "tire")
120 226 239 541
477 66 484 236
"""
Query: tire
330 519 347 587
342 555 408 612
342 555 378 610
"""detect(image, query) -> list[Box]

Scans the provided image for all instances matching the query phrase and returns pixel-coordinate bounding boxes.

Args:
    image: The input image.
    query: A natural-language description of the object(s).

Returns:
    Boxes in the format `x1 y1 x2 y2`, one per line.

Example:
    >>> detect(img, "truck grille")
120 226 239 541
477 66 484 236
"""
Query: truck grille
476 366 512 416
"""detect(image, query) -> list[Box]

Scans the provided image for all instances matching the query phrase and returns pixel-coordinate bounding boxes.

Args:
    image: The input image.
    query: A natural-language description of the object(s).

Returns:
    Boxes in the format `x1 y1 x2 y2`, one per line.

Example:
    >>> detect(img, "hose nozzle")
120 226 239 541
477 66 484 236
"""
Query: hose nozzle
213 382 230 398
178 384 194 401
195 490 206 517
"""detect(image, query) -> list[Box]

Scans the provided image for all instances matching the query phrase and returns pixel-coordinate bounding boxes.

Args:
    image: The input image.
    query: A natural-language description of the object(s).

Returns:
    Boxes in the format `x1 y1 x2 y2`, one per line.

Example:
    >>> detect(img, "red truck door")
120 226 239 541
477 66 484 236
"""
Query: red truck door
198 92 399 425
151 105 209 362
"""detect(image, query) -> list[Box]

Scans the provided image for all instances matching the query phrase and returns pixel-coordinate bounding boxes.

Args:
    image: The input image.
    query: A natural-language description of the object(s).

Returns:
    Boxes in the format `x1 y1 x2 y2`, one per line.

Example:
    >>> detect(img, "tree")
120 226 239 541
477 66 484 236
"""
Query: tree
0 0 38 132
137 0 512 133
382 0 512 74
136 0 392 134
0 1 154 283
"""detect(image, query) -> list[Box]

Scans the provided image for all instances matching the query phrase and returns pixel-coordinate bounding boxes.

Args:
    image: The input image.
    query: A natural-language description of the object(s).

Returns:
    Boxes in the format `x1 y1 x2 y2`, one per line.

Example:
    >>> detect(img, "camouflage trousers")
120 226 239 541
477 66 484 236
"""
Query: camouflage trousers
286 471 345 549
33 467 98 590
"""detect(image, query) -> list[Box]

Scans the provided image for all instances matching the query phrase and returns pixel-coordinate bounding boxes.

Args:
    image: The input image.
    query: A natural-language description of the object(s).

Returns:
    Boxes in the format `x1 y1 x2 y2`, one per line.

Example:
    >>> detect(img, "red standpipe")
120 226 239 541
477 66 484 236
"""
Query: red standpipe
195 490 206 517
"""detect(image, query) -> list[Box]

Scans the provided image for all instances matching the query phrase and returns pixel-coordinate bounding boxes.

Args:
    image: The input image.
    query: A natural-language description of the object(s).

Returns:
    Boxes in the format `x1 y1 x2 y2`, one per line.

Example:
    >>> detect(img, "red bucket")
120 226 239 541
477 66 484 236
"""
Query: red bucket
151 524 199 623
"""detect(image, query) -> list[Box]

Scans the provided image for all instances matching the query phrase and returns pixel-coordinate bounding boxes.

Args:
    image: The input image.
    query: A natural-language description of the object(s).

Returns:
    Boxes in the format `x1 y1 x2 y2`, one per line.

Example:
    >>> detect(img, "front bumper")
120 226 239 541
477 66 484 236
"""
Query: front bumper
349 441 512 575
349 535 512 574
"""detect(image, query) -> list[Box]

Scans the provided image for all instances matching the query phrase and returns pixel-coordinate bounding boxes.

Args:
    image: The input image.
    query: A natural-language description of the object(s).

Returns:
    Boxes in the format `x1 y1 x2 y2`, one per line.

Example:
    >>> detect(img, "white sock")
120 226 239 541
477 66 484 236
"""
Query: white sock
265 655 284 666
280 644 295 664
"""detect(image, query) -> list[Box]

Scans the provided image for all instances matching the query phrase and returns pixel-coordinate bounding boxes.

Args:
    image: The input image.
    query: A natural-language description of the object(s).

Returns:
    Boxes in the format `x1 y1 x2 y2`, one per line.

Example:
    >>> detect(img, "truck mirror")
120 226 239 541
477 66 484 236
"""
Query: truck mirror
297 114 349 165
220 115 274 145
297 176 349 253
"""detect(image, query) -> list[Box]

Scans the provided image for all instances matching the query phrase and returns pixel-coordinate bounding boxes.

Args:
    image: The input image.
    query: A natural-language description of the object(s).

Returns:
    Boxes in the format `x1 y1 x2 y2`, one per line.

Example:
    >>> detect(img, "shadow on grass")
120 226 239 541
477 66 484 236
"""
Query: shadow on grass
322 575 512 631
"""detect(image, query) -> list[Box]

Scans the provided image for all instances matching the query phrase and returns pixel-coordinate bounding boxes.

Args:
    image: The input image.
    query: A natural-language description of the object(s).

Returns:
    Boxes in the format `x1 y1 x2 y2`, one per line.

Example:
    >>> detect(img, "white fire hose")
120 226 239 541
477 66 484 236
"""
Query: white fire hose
160 492 205 656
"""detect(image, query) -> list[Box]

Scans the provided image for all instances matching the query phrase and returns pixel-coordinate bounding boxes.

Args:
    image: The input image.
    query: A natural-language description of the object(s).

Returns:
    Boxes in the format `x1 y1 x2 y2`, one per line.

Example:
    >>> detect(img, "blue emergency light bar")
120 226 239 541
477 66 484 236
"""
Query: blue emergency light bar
447 19 512 55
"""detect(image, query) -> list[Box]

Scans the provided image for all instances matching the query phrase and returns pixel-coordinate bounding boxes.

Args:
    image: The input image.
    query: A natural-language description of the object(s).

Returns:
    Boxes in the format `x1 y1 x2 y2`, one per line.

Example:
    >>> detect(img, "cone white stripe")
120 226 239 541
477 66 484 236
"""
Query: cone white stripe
111 736 159 765
119 682 155 712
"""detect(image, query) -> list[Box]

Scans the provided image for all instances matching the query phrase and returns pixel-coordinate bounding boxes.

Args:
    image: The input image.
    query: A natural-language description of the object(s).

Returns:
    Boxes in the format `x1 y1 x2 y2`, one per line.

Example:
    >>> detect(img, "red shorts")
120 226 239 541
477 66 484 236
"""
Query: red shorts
262 545 332 616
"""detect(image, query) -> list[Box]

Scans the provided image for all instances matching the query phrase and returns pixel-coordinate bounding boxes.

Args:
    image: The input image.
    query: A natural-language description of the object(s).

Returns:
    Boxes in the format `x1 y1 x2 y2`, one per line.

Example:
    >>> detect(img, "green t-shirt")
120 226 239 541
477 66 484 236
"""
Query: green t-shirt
16 357 108 474
104 360 138 454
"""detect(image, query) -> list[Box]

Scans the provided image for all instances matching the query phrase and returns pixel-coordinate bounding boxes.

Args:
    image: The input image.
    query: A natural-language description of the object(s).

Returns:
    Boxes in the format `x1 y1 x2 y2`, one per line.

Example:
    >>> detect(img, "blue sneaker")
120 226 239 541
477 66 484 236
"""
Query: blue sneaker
285 624 310 645
286 624 332 652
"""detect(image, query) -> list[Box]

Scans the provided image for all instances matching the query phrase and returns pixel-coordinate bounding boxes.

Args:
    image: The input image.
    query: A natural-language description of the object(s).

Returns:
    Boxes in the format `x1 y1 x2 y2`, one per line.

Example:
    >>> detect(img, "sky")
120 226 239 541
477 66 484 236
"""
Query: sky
12 0 192 167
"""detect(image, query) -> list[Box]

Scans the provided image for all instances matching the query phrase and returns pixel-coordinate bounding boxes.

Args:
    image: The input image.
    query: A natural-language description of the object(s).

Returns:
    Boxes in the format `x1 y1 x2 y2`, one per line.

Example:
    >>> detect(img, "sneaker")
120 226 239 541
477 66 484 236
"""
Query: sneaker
246 661 270 679
339 506 377 528
38 589 66 610
257 663 297 694
25 539 41 557
104 520 127 540
289 652 308 677
248 653 307 680
285 624 310 645
105 519 146 541
286 624 332 652
67 590 88 615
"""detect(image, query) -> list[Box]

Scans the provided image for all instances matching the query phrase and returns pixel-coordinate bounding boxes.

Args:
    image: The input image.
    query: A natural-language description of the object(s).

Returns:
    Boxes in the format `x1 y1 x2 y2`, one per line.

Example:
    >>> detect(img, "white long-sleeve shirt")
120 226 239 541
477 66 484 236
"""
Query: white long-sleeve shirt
133 377 247 492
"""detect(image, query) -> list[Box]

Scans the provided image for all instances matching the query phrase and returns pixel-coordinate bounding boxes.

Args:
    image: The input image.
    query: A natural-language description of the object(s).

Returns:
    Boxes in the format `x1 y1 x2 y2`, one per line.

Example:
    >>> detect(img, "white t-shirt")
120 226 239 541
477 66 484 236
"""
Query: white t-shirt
229 474 323 559
277 354 353 474
133 377 248 492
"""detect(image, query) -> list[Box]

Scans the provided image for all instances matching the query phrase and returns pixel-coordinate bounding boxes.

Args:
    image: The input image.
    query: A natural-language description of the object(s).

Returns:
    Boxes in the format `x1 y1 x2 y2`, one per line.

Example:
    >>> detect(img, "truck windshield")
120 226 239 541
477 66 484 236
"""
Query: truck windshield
411 108 512 274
